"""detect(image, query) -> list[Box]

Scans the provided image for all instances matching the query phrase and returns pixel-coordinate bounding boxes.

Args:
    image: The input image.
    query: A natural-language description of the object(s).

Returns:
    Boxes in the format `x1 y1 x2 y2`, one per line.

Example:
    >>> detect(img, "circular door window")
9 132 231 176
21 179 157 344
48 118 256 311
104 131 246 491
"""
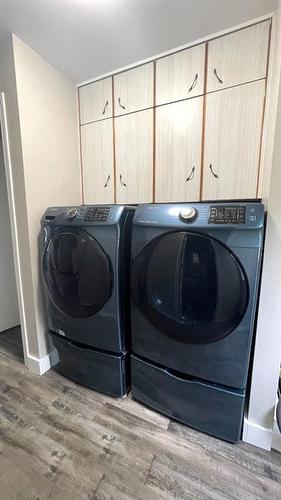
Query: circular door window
131 231 249 344
42 229 112 318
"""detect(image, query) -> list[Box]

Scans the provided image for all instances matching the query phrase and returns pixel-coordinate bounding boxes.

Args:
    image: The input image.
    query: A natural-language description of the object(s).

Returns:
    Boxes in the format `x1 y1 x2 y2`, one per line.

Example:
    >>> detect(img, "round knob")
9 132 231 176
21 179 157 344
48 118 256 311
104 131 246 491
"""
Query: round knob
179 207 197 222
66 208 78 219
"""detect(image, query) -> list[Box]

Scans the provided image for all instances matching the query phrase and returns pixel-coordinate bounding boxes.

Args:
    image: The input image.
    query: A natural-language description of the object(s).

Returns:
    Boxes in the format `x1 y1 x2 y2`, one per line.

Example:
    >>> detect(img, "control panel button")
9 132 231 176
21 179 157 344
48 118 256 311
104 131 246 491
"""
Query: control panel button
179 207 197 222
65 208 78 219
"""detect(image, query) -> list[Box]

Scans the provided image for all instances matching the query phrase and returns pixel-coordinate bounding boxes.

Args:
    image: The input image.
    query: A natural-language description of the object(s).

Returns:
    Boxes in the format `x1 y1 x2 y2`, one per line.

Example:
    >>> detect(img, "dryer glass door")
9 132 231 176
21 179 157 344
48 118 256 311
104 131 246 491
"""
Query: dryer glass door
131 231 249 344
43 229 112 318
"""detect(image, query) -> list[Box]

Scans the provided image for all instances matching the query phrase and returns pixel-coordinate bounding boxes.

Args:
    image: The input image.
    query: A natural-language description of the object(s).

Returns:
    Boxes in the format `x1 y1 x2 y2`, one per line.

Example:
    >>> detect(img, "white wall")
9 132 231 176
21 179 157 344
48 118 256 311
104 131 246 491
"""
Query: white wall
0 136 19 331
243 7 281 450
0 34 32 365
12 35 82 363
0 34 81 373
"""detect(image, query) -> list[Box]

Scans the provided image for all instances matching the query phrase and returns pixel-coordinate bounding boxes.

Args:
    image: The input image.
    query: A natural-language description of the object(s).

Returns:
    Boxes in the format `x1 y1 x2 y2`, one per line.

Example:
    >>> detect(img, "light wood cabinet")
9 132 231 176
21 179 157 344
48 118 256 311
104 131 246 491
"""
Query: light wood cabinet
79 77 112 124
79 20 271 205
202 80 265 201
80 120 114 203
155 98 203 202
114 63 154 116
156 44 206 105
207 21 270 93
115 109 153 204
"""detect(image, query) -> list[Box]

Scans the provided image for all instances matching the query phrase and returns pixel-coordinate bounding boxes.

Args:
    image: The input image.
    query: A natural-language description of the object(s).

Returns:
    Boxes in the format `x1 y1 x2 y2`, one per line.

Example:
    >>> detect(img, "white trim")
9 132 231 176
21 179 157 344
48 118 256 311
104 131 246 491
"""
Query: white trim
77 12 274 87
242 417 273 450
26 349 58 375
272 419 281 452
0 92 28 366
271 397 281 452
259 13 281 200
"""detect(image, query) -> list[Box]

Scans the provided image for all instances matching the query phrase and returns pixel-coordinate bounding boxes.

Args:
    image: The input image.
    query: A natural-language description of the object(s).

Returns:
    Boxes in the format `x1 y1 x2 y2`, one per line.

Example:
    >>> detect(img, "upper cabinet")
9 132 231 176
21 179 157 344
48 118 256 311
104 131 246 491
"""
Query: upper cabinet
202 80 265 201
207 21 270 93
113 63 154 116
156 44 206 105
79 19 272 205
155 97 203 202
115 109 153 204
79 77 112 124
80 119 114 204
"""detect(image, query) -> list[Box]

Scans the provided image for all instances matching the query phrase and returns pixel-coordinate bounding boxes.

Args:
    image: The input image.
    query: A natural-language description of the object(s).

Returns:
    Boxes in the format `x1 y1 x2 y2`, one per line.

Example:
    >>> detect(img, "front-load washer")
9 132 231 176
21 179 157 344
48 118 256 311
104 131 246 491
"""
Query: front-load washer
41 204 134 397
130 202 265 441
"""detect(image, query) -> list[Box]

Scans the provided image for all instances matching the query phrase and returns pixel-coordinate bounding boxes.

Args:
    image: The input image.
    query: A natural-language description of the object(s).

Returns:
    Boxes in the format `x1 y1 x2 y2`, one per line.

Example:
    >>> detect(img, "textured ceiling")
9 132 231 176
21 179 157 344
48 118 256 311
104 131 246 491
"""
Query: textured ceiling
0 0 278 83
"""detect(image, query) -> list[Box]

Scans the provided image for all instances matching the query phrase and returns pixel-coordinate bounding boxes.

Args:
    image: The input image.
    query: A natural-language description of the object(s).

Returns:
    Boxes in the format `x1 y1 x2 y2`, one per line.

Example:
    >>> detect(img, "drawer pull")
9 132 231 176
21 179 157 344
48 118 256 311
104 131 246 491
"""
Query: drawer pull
188 73 198 93
213 68 223 84
185 166 195 182
209 163 219 179
118 97 126 110
102 100 109 115
165 368 196 383
119 174 127 187
104 174 110 188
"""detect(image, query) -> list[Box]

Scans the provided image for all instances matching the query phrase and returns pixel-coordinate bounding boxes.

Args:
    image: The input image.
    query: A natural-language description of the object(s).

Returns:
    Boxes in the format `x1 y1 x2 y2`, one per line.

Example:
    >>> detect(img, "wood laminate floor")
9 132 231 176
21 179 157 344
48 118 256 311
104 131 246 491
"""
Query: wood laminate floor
0 328 281 500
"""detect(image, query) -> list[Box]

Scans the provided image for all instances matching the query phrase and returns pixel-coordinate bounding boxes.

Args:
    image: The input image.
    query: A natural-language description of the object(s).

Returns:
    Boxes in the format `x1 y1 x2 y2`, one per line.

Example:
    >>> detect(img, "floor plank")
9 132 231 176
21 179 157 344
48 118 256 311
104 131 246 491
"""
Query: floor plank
169 421 281 483
0 325 23 361
0 328 280 500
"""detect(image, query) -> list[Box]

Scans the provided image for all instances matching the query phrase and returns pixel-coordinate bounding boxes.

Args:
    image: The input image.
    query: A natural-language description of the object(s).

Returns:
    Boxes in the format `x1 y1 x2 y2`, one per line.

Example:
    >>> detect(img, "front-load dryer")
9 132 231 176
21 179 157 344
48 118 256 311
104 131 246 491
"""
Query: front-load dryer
130 202 265 441
41 205 134 397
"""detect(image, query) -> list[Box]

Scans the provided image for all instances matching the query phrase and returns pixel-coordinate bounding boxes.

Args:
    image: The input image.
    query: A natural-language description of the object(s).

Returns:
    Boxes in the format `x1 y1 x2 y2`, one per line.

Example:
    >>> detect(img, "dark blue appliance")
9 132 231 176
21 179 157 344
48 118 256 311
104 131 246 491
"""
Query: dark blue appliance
130 202 264 441
41 205 134 397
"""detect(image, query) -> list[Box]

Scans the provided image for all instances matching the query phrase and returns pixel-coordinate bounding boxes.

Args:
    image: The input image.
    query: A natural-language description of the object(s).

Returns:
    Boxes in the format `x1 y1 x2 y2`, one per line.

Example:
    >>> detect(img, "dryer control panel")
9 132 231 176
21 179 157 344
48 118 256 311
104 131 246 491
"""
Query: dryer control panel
133 202 264 231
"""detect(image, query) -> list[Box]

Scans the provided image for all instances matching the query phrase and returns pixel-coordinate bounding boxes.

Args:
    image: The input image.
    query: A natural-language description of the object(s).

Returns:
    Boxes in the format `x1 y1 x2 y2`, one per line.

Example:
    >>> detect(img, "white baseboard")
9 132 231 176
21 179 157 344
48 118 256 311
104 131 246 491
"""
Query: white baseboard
242 417 273 450
272 419 281 452
26 349 59 375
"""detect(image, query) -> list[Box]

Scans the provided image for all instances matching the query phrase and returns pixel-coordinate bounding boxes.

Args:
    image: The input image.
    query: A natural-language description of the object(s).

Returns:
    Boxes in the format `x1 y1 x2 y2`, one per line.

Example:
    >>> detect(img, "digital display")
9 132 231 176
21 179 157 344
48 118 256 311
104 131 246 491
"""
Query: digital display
84 207 110 222
209 206 246 224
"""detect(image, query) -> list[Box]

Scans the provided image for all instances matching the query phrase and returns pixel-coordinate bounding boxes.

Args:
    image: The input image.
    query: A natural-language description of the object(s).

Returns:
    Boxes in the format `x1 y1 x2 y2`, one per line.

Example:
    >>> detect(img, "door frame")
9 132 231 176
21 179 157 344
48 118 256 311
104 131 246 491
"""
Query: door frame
0 92 28 365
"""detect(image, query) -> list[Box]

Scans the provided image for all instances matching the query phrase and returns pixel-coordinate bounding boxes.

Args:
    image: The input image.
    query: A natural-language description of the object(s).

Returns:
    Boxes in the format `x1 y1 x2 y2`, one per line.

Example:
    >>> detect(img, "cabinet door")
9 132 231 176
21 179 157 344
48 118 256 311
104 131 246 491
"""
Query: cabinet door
114 63 154 116
80 119 114 203
202 80 265 201
79 77 112 124
156 44 206 105
155 98 203 202
207 21 270 93
115 109 153 204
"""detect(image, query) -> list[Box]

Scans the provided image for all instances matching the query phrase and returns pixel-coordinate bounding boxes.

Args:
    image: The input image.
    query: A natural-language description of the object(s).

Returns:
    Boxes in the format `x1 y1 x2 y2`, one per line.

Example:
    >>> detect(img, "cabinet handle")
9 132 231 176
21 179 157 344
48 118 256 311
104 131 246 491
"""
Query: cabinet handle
119 174 127 187
118 97 126 110
185 166 195 182
104 174 110 188
188 73 198 93
102 100 109 115
213 68 223 84
209 163 219 179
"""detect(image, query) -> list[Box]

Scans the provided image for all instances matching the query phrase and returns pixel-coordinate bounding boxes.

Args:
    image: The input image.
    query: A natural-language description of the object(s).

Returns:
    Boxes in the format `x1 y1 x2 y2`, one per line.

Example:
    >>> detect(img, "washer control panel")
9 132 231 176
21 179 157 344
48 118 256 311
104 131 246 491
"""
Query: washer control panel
209 206 246 224
42 205 125 225
84 206 110 222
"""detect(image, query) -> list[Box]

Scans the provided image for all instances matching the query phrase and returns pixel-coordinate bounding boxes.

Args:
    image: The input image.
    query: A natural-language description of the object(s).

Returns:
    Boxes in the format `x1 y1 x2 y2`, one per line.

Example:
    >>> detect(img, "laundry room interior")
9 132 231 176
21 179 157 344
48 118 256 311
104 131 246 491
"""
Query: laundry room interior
0 1 281 499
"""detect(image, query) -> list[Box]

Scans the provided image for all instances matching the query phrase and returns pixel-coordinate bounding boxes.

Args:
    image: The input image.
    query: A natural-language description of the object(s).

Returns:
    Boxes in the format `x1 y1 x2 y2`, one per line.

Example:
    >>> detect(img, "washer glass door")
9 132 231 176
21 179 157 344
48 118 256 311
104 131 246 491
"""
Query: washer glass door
43 229 112 318
131 231 249 343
